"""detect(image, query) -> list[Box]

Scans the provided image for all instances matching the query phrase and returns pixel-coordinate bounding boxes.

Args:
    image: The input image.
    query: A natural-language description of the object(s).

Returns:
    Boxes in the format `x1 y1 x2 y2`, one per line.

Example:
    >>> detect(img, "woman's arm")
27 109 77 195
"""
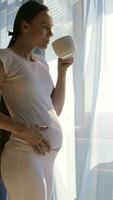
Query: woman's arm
0 112 51 155
0 112 26 137
51 57 73 116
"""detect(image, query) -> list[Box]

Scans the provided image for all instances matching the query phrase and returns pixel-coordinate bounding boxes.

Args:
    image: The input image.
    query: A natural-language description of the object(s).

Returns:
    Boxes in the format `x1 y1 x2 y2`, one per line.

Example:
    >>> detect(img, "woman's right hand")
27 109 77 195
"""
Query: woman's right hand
0 112 51 155
16 124 51 155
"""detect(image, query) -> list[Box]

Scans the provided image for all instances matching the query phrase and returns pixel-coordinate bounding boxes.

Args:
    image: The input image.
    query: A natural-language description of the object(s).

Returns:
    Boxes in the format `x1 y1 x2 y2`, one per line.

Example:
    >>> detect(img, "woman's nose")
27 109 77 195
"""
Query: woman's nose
49 30 53 37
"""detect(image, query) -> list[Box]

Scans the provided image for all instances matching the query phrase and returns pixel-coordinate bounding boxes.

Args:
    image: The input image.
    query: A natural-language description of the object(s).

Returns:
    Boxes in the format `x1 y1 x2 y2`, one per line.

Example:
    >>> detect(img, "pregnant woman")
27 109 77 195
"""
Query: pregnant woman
0 1 73 200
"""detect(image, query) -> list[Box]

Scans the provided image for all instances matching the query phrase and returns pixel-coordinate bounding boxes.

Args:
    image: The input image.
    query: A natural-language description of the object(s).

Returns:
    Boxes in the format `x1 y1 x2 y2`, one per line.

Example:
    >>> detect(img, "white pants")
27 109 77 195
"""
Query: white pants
1 138 60 200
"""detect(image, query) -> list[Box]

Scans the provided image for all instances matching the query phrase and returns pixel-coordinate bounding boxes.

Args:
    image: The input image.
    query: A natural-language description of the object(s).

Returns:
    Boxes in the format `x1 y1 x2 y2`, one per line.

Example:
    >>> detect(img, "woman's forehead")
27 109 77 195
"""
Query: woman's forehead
34 11 53 26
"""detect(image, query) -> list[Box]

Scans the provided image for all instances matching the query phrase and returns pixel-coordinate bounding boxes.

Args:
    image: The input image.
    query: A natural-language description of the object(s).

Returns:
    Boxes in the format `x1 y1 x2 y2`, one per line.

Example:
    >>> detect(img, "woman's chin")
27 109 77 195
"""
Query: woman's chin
35 44 47 50
42 43 48 49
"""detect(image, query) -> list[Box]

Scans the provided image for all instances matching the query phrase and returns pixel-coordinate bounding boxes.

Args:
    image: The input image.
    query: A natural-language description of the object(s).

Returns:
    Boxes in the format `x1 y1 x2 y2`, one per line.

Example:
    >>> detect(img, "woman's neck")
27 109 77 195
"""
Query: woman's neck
9 38 35 61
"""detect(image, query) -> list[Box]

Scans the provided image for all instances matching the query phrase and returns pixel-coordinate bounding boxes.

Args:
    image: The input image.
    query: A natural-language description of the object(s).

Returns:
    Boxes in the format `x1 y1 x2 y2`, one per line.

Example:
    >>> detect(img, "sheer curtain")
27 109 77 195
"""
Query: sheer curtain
44 0 76 199
0 0 23 47
73 0 113 199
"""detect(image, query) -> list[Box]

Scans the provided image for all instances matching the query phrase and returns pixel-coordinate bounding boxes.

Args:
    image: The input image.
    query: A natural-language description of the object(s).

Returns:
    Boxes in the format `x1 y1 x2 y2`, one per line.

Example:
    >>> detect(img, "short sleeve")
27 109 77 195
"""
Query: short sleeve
0 49 12 74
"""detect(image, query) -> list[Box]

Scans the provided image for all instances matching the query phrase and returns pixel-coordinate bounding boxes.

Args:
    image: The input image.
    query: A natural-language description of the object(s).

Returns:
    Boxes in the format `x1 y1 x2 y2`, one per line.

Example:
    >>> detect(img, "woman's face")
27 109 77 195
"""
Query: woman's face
22 11 53 49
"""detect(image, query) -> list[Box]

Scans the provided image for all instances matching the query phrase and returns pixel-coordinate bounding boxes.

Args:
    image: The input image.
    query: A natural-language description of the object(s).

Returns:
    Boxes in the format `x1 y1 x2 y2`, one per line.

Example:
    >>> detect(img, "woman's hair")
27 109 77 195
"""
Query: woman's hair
8 1 49 48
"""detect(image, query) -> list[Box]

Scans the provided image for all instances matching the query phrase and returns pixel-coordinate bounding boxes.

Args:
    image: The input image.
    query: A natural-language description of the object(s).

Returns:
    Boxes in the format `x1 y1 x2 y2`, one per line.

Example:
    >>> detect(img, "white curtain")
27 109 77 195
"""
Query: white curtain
73 0 113 199
0 0 22 47
45 0 76 200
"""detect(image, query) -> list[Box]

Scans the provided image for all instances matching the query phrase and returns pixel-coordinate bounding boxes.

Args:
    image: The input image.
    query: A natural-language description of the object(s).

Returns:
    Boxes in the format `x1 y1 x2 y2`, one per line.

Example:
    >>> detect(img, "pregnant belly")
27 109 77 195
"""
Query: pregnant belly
10 108 63 150
42 123 63 150
10 121 63 151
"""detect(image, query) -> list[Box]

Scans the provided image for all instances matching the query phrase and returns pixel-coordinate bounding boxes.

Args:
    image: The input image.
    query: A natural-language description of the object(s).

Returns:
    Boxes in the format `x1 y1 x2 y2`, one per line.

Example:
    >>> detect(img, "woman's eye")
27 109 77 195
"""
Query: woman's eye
42 26 52 31
42 26 48 30
41 25 54 34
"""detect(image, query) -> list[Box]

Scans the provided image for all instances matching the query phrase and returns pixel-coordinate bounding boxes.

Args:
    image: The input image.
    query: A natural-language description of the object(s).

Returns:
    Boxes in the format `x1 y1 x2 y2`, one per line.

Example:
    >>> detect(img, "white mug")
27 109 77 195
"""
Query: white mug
52 35 76 59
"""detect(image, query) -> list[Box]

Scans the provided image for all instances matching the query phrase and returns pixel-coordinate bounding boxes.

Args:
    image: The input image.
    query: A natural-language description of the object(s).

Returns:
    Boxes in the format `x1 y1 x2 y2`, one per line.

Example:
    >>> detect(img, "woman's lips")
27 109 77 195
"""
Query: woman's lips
46 40 50 44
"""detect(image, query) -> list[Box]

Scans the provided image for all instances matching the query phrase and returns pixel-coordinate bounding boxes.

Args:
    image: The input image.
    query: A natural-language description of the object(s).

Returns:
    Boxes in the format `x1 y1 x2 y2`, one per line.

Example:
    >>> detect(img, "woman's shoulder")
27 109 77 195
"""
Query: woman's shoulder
0 48 13 60
0 48 7 52
0 48 14 74
0 48 10 54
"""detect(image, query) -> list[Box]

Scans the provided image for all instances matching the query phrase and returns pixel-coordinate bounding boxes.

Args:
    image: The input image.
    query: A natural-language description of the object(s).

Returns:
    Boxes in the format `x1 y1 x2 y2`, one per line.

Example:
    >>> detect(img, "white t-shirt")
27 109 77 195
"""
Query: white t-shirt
0 48 63 149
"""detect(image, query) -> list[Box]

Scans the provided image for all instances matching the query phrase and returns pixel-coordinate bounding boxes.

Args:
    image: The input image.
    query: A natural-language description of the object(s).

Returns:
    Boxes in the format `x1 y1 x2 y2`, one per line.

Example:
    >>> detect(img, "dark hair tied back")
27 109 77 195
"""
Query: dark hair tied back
8 31 14 36
8 1 49 48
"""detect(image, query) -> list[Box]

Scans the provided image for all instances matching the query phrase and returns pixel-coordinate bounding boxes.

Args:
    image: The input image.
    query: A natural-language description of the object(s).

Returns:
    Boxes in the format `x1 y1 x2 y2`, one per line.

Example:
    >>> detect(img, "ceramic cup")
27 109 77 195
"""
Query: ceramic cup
52 35 76 59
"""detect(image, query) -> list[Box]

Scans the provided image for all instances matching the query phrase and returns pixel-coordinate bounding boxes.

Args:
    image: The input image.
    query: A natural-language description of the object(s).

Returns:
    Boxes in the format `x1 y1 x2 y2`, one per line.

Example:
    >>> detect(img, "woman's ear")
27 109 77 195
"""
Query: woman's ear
21 21 30 33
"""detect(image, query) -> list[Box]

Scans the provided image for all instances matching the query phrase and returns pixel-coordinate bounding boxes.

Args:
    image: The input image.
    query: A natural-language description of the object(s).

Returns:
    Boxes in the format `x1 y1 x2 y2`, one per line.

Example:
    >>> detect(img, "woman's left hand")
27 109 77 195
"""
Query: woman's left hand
58 57 74 70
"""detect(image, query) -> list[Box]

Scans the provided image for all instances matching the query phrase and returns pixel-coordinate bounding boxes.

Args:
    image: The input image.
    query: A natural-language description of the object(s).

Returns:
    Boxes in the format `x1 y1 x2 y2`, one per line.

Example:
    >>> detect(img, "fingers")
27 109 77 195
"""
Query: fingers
58 57 74 67
62 58 74 65
32 134 51 155
41 137 51 152
37 124 51 151
59 56 74 63
32 145 46 155
27 124 51 155
37 124 48 130
32 142 50 155
36 144 47 155
40 136 51 153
